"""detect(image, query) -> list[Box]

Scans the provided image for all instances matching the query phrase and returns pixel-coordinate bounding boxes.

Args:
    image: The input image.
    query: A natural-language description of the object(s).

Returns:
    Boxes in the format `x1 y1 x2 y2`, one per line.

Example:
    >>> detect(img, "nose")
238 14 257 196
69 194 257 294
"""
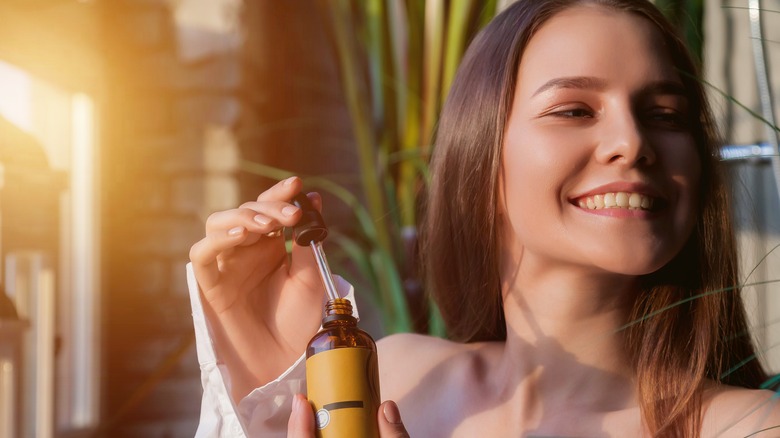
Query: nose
594 109 656 167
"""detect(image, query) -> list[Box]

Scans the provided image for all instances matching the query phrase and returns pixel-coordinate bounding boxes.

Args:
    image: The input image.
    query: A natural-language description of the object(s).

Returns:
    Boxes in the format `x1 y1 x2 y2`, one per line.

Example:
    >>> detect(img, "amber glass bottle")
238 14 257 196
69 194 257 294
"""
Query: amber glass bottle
306 298 380 438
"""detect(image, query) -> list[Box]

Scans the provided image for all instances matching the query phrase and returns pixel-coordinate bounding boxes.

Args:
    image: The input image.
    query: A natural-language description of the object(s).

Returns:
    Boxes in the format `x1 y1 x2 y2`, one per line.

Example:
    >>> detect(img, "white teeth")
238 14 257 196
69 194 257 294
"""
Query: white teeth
629 193 642 208
604 193 616 208
576 192 655 211
615 192 629 208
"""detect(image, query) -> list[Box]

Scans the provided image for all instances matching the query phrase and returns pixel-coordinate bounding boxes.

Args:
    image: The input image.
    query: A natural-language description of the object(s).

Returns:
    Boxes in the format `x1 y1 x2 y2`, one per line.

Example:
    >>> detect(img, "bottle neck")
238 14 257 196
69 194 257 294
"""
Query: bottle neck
322 298 356 326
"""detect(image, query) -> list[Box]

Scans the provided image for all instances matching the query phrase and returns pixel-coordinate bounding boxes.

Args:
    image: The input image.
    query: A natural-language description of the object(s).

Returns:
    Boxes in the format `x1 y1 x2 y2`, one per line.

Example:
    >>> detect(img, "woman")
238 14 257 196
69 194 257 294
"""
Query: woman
188 0 780 436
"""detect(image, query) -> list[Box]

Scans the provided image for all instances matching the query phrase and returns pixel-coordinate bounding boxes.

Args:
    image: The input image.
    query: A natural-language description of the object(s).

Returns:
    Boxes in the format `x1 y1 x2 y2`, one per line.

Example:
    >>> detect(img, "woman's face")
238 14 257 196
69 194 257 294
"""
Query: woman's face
500 5 700 277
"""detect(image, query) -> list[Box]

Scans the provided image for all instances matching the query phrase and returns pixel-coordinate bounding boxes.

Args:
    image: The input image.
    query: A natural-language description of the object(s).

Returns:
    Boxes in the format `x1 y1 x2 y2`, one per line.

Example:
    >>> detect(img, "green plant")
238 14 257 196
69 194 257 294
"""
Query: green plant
654 0 704 63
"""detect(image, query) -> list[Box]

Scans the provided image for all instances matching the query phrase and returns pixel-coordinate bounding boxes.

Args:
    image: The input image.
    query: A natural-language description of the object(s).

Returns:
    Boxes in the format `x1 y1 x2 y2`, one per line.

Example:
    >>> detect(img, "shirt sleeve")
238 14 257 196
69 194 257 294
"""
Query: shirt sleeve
186 263 358 437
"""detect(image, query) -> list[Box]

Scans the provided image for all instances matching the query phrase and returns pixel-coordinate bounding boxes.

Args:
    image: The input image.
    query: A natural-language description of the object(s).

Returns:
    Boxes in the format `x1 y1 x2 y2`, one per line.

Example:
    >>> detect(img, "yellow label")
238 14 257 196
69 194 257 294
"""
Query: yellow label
306 348 380 438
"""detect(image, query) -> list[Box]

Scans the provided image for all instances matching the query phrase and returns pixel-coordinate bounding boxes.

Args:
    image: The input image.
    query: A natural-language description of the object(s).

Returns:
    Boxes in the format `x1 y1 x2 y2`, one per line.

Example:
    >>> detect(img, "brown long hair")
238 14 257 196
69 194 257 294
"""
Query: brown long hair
419 0 770 436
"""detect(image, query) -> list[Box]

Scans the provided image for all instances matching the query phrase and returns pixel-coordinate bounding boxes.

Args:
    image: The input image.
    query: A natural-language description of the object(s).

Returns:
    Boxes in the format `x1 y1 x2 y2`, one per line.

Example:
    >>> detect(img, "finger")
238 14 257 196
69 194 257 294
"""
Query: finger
232 192 321 239
257 175 302 203
201 208 293 253
189 226 249 290
235 201 303 230
287 394 315 438
251 192 321 239
205 203 300 236
194 191 323 291
378 401 410 438
306 191 322 212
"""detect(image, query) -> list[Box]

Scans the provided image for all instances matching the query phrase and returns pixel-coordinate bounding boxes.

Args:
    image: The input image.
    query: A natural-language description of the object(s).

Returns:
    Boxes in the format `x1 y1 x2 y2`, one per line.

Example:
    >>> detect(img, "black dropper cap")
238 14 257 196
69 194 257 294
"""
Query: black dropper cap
292 193 328 246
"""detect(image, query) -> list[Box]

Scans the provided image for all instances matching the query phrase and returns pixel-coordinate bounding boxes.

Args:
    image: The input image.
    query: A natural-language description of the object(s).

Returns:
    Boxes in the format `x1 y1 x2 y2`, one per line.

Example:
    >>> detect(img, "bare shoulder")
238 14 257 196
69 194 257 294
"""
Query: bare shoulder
376 333 499 436
377 334 494 401
702 385 780 437
377 332 469 363
376 333 473 386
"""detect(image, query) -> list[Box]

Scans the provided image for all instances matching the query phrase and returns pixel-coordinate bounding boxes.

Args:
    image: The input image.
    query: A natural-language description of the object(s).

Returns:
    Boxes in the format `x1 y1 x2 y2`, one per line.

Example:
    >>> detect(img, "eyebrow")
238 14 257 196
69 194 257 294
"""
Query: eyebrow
531 76 688 98
532 76 608 96
641 80 687 97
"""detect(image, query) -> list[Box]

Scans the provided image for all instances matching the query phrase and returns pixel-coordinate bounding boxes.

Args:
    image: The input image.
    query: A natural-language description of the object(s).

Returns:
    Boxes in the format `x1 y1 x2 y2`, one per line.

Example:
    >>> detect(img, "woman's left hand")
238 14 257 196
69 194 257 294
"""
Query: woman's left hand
287 394 410 437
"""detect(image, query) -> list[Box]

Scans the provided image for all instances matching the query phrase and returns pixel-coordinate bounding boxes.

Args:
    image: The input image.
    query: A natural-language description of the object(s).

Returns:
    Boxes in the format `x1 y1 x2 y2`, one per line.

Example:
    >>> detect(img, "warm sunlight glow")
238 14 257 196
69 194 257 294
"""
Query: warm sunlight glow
0 61 32 133
0 361 13 438
71 93 100 427
36 266 55 438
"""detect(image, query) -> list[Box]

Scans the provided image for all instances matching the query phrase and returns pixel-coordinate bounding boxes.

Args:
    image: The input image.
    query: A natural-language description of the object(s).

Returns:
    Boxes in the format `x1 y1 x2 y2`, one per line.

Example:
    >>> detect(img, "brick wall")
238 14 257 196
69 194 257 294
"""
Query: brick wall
100 1 240 436
237 1 360 224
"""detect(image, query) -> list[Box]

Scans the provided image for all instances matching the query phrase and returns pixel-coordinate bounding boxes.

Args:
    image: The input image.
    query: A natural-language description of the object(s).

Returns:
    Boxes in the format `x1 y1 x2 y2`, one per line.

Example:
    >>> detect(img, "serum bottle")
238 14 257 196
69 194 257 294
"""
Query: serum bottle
292 194 380 438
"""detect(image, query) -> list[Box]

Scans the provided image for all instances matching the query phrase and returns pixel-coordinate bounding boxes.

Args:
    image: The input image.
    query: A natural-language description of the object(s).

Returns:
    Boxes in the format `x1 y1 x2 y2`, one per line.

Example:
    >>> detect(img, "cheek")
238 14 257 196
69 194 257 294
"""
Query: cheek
500 147 540 242
651 130 699 176
501 145 555 223
502 126 585 189
656 133 701 228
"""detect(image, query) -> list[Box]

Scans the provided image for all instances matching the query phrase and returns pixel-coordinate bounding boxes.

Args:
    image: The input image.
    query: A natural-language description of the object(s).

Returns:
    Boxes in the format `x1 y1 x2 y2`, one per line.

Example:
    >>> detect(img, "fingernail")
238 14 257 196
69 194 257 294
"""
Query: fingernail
383 401 401 424
253 214 271 225
283 176 297 186
282 206 299 216
228 226 244 236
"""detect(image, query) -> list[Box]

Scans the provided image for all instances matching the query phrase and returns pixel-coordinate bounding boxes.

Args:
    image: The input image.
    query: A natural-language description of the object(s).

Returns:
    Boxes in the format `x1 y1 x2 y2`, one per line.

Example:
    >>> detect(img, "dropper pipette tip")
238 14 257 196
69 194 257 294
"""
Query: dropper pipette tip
310 241 340 301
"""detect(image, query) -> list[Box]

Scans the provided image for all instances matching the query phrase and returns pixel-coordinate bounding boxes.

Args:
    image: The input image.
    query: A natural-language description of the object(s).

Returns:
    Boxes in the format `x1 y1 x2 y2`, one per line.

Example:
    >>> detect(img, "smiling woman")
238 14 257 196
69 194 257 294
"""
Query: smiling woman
187 1 780 437
420 1 774 436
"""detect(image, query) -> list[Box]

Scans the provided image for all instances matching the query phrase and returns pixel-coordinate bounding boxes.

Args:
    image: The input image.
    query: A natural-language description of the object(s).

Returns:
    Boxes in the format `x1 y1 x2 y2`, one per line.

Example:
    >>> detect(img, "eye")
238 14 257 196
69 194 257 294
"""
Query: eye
550 107 594 119
644 107 689 130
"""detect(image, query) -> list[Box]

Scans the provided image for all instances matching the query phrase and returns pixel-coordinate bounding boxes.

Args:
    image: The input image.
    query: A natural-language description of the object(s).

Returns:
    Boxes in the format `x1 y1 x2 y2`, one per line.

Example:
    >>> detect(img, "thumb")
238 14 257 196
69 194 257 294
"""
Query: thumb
287 394 315 438
378 400 410 438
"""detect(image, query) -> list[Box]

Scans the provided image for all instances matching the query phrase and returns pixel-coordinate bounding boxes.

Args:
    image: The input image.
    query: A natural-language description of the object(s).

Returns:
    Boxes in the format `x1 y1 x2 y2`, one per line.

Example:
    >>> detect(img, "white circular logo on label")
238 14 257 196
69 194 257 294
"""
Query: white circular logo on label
315 409 330 429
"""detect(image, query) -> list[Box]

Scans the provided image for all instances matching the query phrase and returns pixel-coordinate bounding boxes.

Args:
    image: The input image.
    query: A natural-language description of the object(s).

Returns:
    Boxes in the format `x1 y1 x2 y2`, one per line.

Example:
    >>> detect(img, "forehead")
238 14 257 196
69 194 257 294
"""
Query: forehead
516 5 678 93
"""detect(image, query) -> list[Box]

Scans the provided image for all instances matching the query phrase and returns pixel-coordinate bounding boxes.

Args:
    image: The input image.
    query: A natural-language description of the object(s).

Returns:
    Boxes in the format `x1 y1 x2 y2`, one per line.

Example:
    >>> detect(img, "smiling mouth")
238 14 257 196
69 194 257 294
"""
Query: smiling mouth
575 192 656 211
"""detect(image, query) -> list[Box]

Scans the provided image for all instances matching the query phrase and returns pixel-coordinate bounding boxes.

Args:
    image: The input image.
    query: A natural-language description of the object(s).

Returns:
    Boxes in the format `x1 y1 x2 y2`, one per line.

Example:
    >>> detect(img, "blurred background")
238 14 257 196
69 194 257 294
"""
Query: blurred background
0 0 777 436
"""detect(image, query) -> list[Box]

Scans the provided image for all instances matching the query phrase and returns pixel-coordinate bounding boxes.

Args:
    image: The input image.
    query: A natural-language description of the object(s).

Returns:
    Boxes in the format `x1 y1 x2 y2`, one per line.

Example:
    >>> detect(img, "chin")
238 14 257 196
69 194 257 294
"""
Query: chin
592 249 680 277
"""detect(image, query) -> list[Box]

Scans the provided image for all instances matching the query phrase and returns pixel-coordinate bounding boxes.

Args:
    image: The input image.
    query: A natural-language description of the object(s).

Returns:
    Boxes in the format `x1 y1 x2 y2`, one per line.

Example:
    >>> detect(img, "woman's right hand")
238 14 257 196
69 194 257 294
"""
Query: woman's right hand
189 176 326 402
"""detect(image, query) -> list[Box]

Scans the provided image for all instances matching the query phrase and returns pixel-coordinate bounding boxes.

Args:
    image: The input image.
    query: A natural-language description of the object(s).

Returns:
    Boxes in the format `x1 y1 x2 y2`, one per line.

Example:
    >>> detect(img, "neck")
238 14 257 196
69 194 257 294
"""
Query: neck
492 254 639 414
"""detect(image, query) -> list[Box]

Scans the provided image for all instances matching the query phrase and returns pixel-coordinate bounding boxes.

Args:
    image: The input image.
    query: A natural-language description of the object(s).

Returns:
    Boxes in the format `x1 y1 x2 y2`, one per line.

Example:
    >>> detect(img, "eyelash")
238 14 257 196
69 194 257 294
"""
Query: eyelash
645 108 688 130
551 107 594 118
547 106 688 130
